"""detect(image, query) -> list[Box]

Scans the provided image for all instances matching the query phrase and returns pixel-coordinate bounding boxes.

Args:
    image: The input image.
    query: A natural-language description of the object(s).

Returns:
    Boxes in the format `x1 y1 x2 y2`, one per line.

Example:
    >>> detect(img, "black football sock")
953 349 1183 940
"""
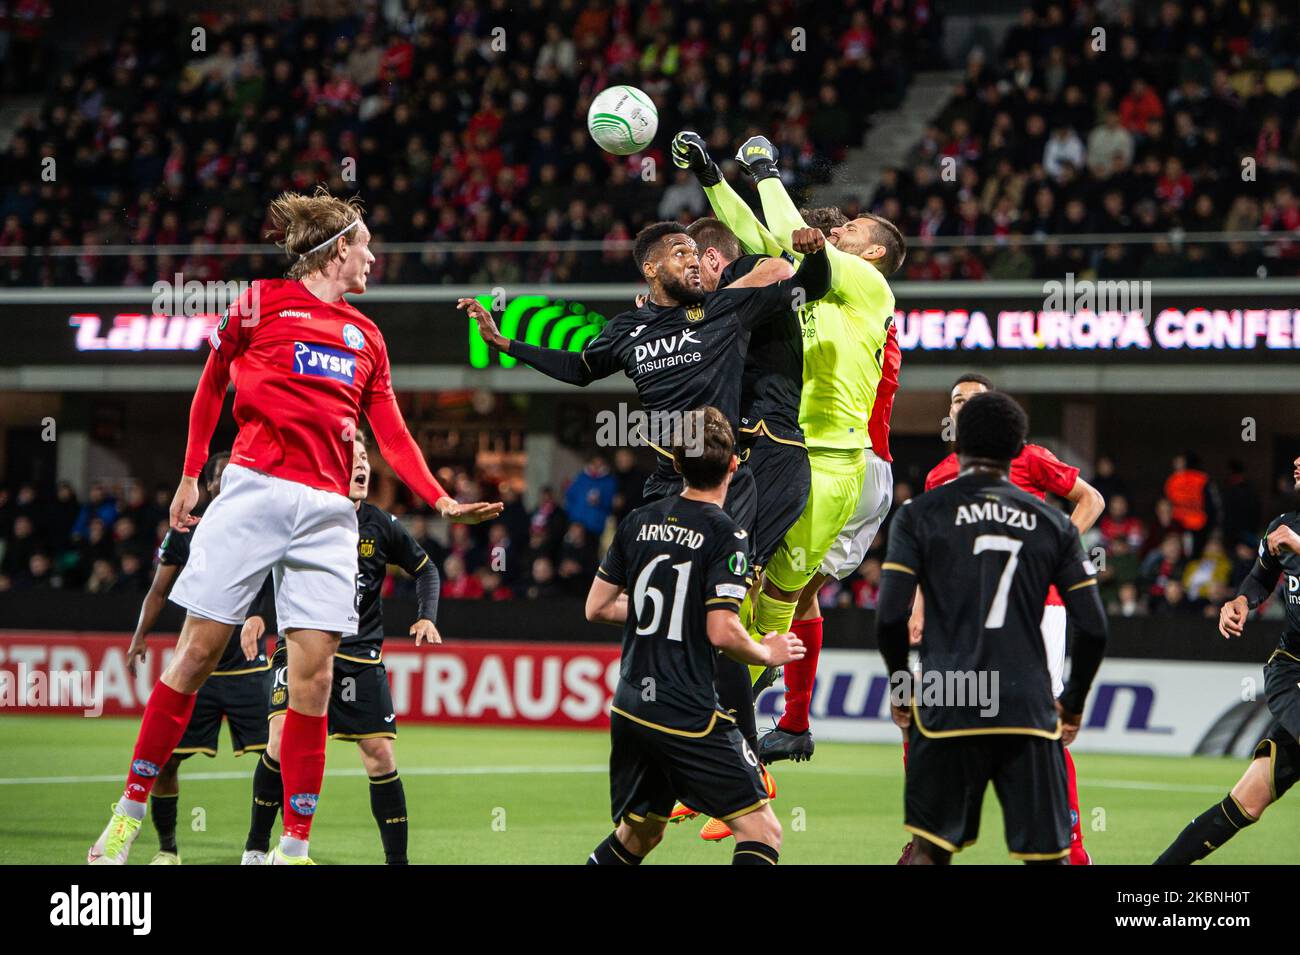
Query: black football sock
369 771 409 864
246 753 282 853
150 793 179 854
586 832 643 865
732 841 779 865
715 655 760 755
1154 795 1256 864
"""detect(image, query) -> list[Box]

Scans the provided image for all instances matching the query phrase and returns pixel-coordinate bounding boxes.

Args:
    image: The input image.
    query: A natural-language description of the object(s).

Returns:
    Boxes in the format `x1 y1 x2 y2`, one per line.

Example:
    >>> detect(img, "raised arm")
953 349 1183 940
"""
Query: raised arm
739 136 894 311
671 131 785 258
458 297 617 387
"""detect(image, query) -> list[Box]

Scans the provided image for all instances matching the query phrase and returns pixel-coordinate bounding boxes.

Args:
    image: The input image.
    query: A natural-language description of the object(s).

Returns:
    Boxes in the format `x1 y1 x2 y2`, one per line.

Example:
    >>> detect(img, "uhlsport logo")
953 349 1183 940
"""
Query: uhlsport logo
342 322 365 350
50 885 152 935
289 792 319 816
294 342 356 382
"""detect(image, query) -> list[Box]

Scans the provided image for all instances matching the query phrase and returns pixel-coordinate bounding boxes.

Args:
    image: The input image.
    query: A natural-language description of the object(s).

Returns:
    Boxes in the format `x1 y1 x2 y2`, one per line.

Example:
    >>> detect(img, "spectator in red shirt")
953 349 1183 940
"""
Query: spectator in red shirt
1139 533 1186 612
1099 493 1147 552
1155 156 1194 210
441 554 485 600
1119 78 1164 135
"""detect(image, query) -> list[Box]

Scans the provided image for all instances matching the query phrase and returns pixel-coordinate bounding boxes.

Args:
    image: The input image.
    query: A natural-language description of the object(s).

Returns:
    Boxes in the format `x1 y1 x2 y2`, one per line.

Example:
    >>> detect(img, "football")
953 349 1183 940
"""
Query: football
586 85 658 155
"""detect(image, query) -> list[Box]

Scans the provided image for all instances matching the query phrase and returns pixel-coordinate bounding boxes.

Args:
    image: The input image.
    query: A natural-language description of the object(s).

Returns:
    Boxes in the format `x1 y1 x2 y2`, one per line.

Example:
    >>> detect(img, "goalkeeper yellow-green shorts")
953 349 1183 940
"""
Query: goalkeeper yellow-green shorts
762 447 866 594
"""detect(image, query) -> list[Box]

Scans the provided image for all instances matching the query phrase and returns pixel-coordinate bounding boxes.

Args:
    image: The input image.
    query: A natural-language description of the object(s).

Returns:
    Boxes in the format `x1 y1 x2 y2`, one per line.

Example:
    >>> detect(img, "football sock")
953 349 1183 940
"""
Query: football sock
150 793 179 853
246 752 281 853
733 841 779 865
1064 747 1089 864
1154 795 1256 864
587 832 642 865
748 592 800 683
369 770 409 864
777 616 823 733
715 654 759 754
123 681 196 805
280 707 327 843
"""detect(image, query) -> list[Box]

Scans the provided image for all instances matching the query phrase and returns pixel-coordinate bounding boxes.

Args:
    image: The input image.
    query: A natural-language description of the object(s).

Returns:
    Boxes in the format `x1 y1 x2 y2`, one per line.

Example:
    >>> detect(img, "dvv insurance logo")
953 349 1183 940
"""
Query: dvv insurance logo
467 294 607 368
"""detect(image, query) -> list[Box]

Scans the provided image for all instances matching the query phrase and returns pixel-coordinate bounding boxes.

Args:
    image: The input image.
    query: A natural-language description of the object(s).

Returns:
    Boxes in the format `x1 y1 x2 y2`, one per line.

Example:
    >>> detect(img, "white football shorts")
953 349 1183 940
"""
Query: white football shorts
820 450 894 579
1040 603 1067 700
169 463 359 634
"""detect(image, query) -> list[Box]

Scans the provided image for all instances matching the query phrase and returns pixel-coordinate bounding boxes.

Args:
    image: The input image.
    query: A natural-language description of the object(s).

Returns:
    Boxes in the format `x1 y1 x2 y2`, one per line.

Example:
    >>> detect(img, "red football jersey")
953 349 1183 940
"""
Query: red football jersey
184 279 394 497
925 443 1080 605
866 322 900 463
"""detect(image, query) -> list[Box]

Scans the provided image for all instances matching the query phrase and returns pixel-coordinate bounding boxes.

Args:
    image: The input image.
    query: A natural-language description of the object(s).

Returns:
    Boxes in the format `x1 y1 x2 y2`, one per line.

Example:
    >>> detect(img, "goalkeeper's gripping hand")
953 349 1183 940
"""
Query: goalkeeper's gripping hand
736 135 780 183
670 131 721 186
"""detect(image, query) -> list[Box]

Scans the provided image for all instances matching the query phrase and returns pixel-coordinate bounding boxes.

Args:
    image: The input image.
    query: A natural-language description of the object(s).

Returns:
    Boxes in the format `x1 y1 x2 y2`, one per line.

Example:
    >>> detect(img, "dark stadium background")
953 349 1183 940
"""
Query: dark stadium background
1 0 1298 759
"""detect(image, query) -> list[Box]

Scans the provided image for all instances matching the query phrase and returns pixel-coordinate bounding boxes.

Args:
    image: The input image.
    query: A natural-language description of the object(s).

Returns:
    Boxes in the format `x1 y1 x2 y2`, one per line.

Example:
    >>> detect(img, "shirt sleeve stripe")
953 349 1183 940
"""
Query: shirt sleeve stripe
881 562 916 575
1067 578 1098 591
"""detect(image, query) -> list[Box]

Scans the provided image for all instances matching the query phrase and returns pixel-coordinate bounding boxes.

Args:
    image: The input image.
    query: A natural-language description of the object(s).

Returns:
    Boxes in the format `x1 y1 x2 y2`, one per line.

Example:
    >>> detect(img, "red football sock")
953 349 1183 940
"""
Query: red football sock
777 616 823 733
280 707 328 842
1065 746 1089 864
123 681 196 803
902 739 909 770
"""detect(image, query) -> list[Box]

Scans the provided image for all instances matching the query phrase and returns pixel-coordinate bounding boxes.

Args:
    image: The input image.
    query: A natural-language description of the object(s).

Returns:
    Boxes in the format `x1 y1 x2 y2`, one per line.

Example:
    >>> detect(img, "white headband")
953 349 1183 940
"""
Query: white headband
300 217 361 257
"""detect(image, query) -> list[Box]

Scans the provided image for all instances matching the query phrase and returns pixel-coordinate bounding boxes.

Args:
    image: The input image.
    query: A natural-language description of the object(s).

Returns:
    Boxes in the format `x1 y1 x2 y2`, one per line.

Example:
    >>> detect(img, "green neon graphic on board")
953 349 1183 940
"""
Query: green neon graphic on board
468 295 607 369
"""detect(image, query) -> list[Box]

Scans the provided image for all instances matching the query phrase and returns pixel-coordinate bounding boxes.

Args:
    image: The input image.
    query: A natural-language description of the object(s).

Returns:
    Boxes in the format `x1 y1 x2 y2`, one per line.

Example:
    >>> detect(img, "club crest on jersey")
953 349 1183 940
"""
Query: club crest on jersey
131 759 159 778
293 342 356 383
342 323 365 350
359 538 375 558
685 305 704 322
289 793 319 816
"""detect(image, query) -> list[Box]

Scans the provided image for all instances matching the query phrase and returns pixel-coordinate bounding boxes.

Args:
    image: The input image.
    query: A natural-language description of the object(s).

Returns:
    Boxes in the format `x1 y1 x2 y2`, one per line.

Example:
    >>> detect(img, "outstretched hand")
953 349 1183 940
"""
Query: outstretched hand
436 496 504 524
457 298 508 350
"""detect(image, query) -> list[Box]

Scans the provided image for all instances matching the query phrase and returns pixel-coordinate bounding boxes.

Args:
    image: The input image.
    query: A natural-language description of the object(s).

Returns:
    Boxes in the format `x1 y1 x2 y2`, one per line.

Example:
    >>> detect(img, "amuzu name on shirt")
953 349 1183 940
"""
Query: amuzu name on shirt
635 522 706 549
954 500 1039 530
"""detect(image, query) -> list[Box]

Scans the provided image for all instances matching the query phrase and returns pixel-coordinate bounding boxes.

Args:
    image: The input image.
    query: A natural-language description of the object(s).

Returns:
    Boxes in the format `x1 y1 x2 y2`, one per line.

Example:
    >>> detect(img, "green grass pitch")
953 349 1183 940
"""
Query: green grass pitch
2 714 1296 864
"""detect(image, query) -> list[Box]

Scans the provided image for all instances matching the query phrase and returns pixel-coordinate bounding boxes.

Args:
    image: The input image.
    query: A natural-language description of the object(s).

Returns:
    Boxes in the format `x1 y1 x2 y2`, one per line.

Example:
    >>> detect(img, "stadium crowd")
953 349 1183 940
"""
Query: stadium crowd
2 445 1295 623
866 0 1300 280
0 0 935 287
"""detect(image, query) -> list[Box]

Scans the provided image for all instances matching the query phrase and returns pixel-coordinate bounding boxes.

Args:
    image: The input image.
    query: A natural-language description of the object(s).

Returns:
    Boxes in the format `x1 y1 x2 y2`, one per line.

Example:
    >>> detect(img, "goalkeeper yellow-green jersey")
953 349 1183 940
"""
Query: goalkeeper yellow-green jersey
704 177 895 452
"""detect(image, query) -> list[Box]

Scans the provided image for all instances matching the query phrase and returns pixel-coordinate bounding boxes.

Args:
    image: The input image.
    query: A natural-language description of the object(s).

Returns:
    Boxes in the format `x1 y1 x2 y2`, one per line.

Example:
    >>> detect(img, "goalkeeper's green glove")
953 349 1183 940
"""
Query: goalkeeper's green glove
671 130 722 186
735 135 780 183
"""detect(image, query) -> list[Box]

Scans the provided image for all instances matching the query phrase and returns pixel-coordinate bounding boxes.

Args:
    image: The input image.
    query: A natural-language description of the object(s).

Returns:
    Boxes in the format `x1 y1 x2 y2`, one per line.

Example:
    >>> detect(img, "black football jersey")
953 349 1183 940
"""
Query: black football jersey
1247 513 1300 658
345 501 433 660
579 280 803 476
720 253 804 444
597 495 755 732
157 510 270 673
884 472 1098 735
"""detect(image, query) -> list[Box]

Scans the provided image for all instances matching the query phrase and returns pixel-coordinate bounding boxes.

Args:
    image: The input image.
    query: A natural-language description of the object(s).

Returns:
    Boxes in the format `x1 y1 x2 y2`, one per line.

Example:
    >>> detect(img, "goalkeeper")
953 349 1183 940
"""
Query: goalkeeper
673 131 906 762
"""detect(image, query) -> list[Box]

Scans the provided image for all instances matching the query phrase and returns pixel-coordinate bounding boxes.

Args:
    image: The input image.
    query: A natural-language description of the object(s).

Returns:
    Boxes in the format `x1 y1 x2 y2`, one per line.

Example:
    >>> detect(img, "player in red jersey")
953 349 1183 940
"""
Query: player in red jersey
760 321 902 763
903 372 1104 865
88 188 501 865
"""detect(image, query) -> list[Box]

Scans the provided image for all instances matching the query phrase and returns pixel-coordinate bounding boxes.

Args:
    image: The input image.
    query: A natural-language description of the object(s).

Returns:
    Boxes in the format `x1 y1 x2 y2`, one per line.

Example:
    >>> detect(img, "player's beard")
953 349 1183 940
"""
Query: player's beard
660 274 705 306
